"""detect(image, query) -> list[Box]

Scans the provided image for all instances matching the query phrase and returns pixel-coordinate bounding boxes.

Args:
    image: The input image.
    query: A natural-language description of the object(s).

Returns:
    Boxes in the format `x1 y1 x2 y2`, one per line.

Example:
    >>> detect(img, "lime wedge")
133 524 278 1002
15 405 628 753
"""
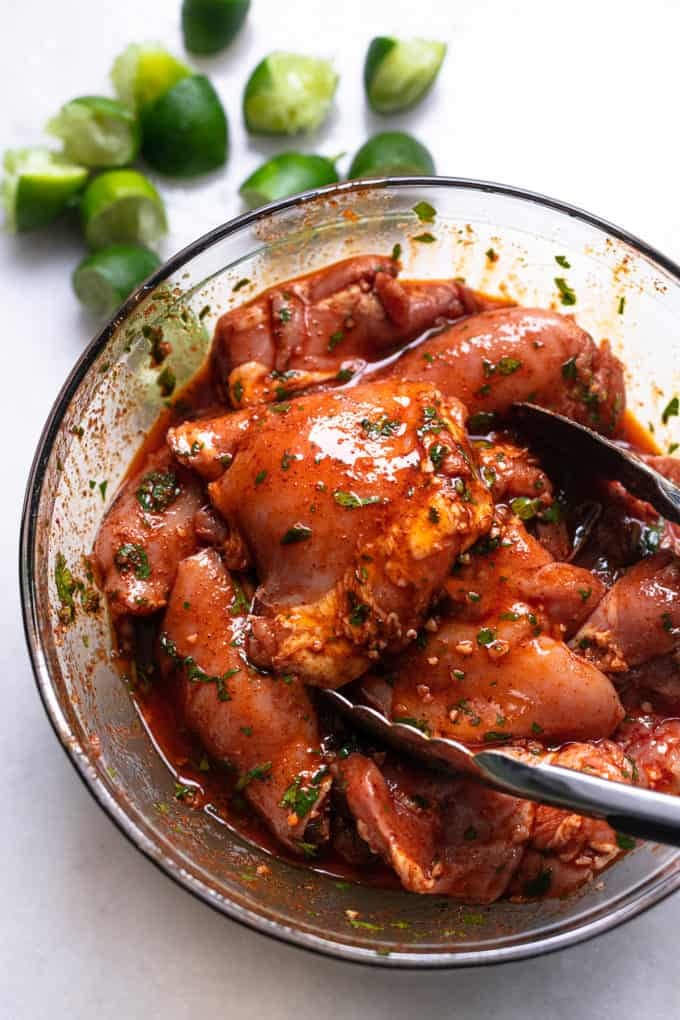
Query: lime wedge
141 74 228 176
111 43 192 112
73 244 161 316
1 147 88 232
348 132 435 179
182 0 250 54
80 169 167 250
239 152 338 208
46 96 141 168
243 52 338 134
364 37 446 114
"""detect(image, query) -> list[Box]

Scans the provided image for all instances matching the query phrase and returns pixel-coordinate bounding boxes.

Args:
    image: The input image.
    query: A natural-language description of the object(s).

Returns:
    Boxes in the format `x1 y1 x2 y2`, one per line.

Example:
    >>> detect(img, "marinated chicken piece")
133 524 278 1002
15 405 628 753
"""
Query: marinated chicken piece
212 254 507 406
507 740 631 901
161 548 331 851
168 408 255 481
382 306 626 434
206 381 494 686
360 515 618 744
618 654 680 711
619 715 680 794
473 436 556 507
573 552 680 672
335 753 534 900
337 742 629 902
94 449 203 617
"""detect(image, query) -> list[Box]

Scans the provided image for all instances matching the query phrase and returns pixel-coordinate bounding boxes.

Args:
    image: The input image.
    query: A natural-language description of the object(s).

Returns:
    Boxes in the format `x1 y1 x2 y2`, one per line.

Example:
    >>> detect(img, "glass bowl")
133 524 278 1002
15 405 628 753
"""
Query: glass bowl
20 178 680 967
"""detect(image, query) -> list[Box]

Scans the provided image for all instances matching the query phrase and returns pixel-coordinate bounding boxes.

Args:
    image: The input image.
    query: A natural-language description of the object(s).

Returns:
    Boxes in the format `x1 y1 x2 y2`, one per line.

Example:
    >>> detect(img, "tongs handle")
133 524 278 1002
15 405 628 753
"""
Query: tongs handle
477 751 680 847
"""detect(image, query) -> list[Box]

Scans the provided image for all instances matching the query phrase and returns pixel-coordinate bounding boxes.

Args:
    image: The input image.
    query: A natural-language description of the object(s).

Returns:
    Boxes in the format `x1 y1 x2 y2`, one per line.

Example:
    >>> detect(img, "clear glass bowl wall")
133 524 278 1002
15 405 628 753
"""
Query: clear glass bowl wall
21 180 680 967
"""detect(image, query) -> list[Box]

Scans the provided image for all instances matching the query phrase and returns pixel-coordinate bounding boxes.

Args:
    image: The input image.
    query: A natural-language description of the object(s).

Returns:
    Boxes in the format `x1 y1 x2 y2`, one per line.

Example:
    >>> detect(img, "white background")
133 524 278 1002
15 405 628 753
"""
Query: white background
2 1 679 1016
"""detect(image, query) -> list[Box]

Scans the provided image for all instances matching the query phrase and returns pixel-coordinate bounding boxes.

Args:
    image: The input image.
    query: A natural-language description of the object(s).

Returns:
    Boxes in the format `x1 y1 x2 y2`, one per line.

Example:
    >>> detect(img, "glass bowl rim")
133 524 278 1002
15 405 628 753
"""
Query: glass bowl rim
19 175 680 969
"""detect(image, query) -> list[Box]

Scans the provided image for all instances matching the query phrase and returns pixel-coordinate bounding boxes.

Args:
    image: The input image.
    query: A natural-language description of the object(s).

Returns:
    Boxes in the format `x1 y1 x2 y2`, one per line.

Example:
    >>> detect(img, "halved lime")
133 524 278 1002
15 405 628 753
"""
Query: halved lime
239 152 338 207
348 132 435 179
141 74 228 176
80 169 167 249
364 37 446 114
47 96 141 168
1 147 88 232
182 0 250 54
243 52 338 134
73 244 161 315
111 43 191 112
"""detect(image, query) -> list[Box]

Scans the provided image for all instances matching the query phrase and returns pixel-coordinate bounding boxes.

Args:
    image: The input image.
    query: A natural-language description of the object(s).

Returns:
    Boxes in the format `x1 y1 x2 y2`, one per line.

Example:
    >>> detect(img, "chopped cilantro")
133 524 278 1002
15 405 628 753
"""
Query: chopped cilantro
662 395 679 425
413 232 435 243
412 201 436 222
157 366 176 397
467 411 496 433
497 356 522 375
235 761 273 791
328 330 344 351
280 775 320 818
510 496 542 521
391 242 402 261
254 469 267 485
616 832 636 850
476 627 496 646
361 415 402 438
554 277 576 306
281 523 312 544
136 470 180 513
429 442 448 468
555 255 571 268
114 543 151 580
333 490 382 508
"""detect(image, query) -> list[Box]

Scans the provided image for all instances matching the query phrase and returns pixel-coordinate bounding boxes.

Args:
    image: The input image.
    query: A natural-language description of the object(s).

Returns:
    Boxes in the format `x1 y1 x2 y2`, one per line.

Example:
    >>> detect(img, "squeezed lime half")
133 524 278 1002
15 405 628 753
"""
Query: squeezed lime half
2 147 88 232
80 169 167 249
243 52 338 134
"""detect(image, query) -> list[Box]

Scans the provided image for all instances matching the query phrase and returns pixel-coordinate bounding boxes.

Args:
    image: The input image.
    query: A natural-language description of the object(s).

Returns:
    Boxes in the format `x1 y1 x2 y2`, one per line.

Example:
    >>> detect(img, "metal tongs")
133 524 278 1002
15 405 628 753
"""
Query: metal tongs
322 404 680 847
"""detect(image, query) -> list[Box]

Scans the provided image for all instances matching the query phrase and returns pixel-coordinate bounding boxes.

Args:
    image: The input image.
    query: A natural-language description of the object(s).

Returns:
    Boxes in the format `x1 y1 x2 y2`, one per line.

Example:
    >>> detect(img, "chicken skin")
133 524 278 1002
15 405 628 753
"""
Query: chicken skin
382 306 626 434
336 742 630 902
211 254 507 407
94 448 204 617
359 514 621 744
161 548 331 851
203 380 494 686
573 552 680 672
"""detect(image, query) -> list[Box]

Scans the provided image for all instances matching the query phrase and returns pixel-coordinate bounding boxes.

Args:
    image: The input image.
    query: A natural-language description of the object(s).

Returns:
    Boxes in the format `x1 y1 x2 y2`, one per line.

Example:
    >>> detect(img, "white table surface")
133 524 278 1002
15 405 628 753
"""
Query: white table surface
2 0 679 1015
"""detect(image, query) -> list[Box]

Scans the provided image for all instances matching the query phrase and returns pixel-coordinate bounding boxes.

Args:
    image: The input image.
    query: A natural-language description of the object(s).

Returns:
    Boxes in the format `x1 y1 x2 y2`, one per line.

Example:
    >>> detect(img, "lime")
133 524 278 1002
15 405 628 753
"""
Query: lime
111 43 191 112
1 147 88 232
80 169 167 250
140 74 228 177
46 96 141 168
243 52 338 134
182 0 250 54
73 244 161 316
239 152 339 207
348 132 435 179
364 37 446 114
